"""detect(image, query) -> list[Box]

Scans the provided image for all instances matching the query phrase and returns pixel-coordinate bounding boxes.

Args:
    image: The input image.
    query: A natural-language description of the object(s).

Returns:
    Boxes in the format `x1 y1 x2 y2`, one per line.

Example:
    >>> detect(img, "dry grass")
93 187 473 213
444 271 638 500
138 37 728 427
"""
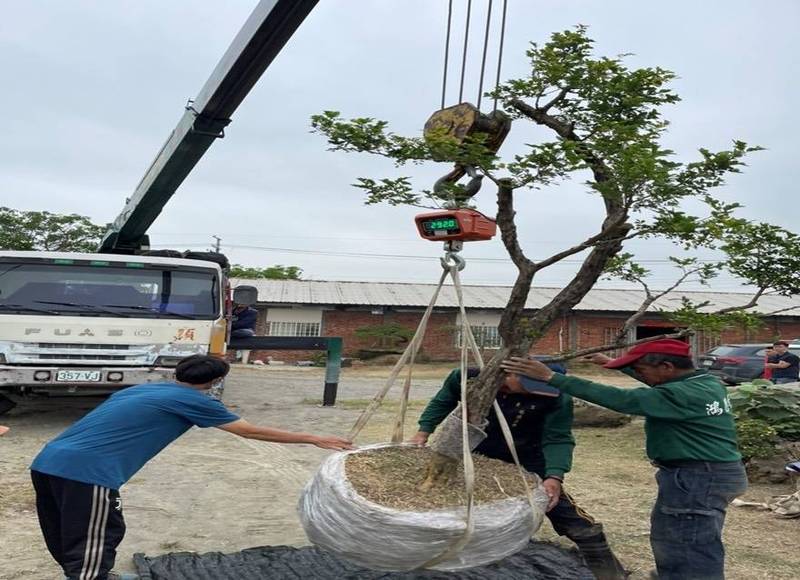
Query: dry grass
346 446 537 510
322 365 799 579
349 405 799 579
536 422 800 580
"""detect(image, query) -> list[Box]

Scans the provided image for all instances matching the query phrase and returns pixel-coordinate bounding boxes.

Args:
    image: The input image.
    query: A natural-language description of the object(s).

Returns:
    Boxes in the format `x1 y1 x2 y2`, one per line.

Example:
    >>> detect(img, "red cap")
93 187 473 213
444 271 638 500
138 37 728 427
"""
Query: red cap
603 338 691 369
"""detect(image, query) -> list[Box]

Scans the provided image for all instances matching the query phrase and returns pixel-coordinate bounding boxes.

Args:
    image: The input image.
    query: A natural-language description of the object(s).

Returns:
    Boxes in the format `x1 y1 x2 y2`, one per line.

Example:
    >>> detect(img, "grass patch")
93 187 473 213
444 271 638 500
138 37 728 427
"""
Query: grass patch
353 415 800 579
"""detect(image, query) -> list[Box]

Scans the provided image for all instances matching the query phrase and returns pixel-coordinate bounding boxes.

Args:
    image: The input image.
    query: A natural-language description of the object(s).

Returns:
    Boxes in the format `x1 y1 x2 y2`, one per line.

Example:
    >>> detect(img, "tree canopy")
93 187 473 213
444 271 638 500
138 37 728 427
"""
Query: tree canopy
0 207 105 253
229 264 303 279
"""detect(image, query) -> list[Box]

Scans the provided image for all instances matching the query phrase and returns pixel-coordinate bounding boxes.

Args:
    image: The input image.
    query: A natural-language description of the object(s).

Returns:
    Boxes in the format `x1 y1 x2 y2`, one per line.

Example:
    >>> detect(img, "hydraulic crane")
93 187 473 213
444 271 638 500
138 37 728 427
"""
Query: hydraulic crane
99 0 318 253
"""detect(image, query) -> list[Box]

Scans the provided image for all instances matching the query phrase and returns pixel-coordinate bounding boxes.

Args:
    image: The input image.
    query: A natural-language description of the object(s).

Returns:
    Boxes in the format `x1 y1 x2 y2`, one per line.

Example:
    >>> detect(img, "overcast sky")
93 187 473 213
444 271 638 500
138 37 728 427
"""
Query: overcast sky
2 1 798 292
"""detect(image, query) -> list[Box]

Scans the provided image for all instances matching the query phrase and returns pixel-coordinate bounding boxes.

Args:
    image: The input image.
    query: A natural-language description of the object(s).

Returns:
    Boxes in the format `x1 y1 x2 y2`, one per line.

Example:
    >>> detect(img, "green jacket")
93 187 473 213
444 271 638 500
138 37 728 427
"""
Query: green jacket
418 369 575 479
549 370 741 463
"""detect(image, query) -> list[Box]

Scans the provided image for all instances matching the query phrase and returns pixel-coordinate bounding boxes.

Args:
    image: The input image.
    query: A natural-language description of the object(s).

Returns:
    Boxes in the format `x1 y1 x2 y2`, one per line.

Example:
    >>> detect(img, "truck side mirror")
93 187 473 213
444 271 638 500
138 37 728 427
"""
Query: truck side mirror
233 285 258 306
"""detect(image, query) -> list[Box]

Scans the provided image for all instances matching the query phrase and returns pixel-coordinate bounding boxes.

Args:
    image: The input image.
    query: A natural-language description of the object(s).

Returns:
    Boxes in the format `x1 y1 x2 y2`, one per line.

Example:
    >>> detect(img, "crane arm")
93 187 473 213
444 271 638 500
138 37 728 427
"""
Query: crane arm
100 0 319 252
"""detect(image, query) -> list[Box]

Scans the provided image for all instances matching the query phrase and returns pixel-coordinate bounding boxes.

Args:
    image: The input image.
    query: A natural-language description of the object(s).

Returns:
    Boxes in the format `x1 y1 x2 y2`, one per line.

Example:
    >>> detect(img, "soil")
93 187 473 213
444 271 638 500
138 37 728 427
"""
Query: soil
1 364 797 579
0 365 445 579
345 446 537 510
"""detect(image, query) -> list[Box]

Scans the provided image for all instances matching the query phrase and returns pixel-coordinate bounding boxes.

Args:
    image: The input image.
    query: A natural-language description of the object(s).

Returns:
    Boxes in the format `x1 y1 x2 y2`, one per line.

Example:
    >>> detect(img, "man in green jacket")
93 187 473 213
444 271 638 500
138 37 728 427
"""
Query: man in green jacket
501 339 747 580
409 362 626 580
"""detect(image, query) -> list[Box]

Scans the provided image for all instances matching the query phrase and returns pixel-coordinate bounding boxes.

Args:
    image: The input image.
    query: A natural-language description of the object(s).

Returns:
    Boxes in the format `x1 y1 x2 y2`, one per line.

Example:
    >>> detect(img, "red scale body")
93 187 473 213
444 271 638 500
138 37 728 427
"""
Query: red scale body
414 209 496 242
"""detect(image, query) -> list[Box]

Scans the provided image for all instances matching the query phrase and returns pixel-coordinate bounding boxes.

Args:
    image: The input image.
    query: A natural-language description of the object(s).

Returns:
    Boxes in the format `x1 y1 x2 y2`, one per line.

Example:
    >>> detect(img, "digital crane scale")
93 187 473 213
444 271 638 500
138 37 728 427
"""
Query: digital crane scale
414 209 496 242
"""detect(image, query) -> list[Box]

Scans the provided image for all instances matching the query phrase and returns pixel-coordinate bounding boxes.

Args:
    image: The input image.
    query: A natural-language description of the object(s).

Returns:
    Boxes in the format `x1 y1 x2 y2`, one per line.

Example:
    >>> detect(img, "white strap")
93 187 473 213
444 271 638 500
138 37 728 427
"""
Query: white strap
347 269 449 442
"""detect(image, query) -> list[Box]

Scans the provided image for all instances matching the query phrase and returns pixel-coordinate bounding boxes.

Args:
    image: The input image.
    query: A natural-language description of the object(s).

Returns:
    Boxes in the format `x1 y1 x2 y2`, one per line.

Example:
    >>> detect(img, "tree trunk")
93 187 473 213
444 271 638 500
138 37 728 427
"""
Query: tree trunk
420 180 630 489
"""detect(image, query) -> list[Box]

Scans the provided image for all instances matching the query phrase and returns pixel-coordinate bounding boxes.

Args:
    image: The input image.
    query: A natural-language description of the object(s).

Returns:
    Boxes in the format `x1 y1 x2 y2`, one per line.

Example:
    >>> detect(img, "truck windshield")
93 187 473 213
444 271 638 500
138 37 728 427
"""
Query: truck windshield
0 261 219 319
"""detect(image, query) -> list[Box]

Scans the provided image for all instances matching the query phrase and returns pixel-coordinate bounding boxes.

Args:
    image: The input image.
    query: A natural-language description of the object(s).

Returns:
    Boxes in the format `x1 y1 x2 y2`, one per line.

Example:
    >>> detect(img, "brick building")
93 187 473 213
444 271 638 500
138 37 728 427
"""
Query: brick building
232 279 800 363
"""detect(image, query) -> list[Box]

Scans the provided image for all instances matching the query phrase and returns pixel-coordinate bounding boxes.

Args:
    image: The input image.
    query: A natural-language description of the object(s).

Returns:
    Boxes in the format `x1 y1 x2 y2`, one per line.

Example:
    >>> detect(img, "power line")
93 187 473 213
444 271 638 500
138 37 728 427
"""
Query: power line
156 242 724 265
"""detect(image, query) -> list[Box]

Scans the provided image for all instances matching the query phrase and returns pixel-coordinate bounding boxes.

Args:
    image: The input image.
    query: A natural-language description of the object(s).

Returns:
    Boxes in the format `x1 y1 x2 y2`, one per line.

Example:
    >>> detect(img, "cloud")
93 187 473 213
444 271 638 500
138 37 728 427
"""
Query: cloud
2 0 797 290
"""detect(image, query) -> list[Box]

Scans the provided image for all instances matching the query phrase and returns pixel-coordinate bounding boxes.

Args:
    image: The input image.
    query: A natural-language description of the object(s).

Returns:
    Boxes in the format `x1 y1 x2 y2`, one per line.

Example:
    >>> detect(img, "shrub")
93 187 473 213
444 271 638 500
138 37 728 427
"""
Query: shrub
735 419 779 460
729 381 800 441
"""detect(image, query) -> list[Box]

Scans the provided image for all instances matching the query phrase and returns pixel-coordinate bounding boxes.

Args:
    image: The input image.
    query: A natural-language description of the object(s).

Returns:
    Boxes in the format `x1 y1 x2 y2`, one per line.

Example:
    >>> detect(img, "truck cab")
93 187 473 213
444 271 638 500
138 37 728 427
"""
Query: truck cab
0 251 228 397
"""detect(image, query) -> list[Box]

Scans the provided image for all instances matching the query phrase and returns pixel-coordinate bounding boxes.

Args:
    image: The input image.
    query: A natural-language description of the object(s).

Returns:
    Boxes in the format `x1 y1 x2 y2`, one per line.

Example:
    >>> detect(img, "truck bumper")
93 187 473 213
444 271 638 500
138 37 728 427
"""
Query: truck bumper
0 365 176 395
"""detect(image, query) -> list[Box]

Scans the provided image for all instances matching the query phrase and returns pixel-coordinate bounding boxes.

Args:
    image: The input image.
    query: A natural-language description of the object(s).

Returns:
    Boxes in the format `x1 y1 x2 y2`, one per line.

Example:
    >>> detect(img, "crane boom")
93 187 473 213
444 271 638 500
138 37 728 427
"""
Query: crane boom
100 0 319 253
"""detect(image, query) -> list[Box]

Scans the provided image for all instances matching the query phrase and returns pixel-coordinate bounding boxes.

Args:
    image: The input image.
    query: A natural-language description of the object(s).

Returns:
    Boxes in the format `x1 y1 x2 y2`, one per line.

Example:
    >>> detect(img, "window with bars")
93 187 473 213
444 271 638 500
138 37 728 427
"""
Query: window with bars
455 326 503 349
602 327 625 357
266 321 321 337
696 331 721 354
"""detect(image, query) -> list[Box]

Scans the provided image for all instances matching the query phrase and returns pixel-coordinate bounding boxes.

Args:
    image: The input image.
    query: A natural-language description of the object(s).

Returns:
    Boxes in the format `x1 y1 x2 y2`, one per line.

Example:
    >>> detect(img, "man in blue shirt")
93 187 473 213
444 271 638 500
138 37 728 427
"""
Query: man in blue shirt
30 355 352 580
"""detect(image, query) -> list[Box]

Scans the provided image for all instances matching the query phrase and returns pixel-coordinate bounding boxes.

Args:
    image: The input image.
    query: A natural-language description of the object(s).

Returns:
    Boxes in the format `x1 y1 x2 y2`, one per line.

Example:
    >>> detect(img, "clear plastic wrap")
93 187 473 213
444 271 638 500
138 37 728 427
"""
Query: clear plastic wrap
429 412 488 460
298 444 549 572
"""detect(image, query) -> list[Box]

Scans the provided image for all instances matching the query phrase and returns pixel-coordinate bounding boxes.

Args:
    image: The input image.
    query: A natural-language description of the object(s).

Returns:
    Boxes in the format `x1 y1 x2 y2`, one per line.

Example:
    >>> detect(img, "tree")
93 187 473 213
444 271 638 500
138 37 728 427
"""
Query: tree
0 207 105 252
311 27 800 485
229 264 303 279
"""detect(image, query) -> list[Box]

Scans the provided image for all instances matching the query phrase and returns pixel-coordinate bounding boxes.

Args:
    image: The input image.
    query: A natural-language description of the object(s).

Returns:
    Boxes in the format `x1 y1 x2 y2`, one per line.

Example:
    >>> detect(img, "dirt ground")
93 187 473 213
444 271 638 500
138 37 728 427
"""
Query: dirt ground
0 364 797 579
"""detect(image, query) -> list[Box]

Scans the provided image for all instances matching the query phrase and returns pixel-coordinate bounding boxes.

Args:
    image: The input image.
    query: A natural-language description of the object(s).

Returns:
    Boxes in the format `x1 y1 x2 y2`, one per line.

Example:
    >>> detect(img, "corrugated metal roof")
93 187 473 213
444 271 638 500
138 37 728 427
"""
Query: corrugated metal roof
231 279 800 316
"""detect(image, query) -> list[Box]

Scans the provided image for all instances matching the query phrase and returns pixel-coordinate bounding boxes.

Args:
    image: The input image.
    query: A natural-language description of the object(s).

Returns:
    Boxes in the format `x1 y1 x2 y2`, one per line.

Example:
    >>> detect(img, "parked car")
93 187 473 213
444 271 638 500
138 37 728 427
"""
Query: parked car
698 343 800 385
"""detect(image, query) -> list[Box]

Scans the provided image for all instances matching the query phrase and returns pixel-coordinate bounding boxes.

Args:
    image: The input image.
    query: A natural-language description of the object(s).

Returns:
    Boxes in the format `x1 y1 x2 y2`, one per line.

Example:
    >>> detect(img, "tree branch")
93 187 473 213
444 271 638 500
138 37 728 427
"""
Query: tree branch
715 286 766 314
542 329 694 362
509 98 614 190
539 87 570 113
534 215 629 270
496 180 534 272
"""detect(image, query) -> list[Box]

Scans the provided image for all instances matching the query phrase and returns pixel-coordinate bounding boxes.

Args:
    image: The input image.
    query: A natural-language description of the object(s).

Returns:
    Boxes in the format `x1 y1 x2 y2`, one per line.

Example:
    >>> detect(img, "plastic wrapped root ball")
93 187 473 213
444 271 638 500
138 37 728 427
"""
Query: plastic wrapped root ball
298 444 549 572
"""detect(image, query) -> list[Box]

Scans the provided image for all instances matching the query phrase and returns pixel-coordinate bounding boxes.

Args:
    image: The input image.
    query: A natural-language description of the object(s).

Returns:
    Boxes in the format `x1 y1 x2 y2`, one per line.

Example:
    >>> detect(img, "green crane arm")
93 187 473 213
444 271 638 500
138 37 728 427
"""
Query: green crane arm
100 0 319 253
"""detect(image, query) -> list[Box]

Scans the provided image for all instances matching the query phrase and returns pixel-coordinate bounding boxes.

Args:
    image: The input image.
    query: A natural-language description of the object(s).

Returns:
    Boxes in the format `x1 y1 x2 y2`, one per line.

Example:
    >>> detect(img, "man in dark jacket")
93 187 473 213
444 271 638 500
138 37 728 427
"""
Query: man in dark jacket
231 303 258 338
409 361 626 580
502 339 747 580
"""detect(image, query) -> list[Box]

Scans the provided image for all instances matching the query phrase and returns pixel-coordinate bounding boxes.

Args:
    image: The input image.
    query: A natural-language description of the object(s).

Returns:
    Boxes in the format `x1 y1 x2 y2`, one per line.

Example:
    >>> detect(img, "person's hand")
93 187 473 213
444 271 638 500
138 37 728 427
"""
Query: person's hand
502 374 528 394
0 426 9 437
542 478 562 512
583 353 612 366
312 435 354 450
407 431 430 446
500 357 555 382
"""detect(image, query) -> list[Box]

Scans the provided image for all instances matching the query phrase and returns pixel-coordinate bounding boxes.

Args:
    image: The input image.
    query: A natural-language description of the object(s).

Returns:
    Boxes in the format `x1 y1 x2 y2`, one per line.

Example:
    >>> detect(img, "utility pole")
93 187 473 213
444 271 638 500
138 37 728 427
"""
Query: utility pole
212 235 222 253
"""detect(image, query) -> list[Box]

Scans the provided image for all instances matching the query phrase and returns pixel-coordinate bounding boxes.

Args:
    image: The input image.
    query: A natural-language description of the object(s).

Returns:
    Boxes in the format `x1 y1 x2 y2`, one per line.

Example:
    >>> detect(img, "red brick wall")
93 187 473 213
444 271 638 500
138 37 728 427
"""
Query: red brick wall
323 310 458 361
573 315 628 351
530 318 571 354
238 306 800 364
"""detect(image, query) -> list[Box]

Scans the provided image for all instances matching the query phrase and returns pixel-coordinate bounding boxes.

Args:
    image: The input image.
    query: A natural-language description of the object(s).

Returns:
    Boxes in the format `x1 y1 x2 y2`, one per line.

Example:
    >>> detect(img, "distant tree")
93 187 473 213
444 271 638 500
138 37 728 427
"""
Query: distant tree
229 264 303 279
0 207 105 252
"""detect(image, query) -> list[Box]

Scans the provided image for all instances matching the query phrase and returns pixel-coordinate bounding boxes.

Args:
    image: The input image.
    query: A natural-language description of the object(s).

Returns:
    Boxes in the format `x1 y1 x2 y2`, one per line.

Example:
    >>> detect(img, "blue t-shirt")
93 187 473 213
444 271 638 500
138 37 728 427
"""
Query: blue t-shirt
31 383 240 489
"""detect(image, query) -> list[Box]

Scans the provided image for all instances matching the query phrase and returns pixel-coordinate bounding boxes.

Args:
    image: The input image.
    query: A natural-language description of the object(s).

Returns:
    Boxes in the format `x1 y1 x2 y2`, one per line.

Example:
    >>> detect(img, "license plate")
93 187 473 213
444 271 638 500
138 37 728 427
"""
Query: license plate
55 370 102 382
702 359 713 367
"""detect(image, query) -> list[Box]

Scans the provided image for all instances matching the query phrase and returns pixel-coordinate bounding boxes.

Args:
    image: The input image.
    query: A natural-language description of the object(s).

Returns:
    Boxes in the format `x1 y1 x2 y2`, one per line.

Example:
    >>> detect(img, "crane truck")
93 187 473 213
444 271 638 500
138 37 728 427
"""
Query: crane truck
0 0 319 410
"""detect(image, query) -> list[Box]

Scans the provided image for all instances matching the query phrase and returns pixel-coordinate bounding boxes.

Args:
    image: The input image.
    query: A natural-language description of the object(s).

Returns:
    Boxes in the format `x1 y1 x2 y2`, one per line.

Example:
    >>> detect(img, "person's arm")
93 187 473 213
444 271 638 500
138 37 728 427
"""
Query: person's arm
767 354 797 369
502 356 700 419
541 394 575 480
548 374 695 419
766 360 791 369
218 419 352 450
409 370 462 445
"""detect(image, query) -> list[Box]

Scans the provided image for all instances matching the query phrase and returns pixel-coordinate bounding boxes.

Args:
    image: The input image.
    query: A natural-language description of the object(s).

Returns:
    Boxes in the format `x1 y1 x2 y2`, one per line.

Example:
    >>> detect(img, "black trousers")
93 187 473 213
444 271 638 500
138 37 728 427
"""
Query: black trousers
546 489 627 580
31 470 126 580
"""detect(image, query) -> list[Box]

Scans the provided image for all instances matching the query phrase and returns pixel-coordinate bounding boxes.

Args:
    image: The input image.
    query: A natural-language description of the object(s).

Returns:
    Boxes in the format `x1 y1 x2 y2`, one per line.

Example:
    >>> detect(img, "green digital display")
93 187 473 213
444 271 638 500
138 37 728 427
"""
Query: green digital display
423 217 460 234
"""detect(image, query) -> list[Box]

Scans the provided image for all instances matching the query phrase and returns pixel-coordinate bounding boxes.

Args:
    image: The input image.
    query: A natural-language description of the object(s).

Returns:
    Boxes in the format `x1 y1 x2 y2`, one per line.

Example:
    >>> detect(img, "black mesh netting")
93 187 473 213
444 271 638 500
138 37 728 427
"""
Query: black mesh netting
133 541 593 579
